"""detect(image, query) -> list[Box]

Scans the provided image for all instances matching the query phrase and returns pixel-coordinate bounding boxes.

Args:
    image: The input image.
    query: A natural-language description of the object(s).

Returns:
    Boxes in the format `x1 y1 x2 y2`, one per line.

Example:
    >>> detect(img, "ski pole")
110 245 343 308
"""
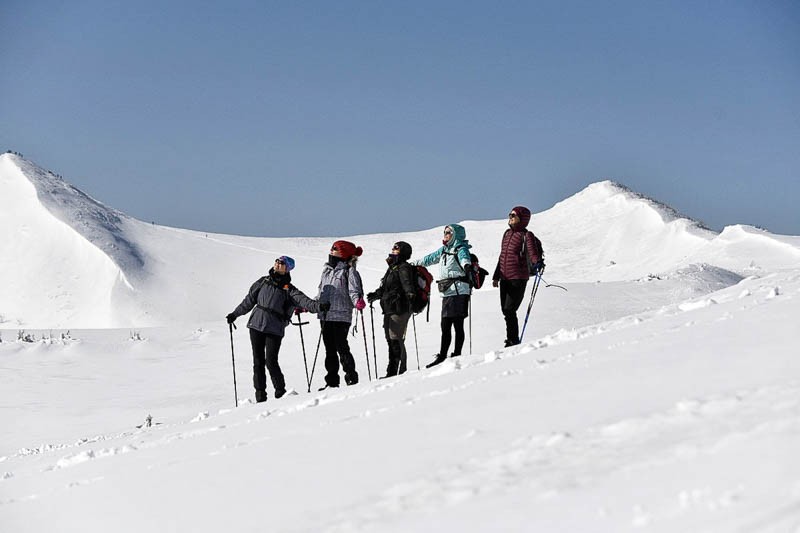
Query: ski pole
369 303 378 376
519 272 543 342
292 311 311 392
360 310 372 381
228 322 239 407
309 311 327 388
411 313 420 370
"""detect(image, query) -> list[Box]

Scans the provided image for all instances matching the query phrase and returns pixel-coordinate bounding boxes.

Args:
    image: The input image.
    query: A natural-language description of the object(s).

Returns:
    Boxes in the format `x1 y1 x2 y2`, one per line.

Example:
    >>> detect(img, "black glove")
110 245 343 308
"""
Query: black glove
226 313 236 324
319 301 331 313
366 291 379 304
533 260 545 274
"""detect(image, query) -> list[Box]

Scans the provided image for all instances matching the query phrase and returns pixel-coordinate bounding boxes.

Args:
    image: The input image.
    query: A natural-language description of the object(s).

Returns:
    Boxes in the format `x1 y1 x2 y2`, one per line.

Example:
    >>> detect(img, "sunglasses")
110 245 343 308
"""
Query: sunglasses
391 244 401 250
330 246 339 252
275 259 286 265
443 230 453 235
508 213 518 218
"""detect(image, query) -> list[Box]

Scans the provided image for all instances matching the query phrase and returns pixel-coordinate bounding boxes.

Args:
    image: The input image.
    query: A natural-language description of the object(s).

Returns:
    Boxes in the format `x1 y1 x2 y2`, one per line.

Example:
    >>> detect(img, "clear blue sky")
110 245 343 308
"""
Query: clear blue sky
2 1 798 236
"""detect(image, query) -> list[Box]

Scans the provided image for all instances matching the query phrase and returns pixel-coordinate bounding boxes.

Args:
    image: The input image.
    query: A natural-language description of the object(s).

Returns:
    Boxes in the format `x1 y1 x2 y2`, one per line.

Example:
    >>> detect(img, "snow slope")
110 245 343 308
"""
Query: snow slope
1 270 798 532
1 154 799 532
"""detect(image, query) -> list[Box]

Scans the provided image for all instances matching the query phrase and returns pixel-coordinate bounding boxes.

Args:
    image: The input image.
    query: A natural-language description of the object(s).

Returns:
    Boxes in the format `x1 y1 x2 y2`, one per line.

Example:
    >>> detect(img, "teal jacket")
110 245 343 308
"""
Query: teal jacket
414 223 472 298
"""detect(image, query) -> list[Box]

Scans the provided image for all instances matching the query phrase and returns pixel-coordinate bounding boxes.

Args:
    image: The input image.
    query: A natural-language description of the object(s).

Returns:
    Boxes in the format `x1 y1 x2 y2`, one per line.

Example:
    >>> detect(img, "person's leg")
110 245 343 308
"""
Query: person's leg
249 329 268 402
439 316 453 356
321 321 341 387
501 279 527 345
452 317 465 356
263 333 285 397
332 322 358 385
384 314 399 377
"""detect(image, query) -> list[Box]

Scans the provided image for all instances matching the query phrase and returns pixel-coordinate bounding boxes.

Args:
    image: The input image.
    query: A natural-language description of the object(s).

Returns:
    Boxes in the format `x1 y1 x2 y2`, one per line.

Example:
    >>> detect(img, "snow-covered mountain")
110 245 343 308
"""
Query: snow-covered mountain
2 153 798 328
1 153 799 532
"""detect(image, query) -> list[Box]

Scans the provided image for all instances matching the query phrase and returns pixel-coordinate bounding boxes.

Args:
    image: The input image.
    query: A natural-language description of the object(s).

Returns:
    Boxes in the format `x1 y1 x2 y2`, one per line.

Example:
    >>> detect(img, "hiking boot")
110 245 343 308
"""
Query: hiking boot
255 390 267 403
345 374 359 386
425 353 447 369
275 388 286 399
450 352 461 358
318 384 339 392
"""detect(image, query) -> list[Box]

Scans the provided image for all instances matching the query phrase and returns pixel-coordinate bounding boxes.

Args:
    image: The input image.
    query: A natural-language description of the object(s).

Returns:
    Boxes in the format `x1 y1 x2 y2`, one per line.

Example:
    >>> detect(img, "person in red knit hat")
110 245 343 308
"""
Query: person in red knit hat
316 240 366 389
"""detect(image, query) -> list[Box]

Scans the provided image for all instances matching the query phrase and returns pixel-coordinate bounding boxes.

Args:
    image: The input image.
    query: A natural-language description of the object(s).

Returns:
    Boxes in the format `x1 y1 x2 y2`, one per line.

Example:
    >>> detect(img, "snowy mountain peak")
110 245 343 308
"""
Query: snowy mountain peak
0 153 146 327
1 153 145 273
567 179 709 229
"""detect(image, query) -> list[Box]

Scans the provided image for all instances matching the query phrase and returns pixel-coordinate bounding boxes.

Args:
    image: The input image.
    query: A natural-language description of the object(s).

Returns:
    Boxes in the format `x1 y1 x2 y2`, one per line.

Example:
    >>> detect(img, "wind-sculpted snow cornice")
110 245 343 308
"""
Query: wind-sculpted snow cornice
595 180 713 232
14 156 146 273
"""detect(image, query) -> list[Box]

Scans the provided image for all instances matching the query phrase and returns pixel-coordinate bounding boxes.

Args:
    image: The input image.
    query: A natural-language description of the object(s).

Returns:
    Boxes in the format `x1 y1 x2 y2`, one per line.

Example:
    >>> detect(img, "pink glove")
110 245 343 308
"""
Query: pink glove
355 298 366 311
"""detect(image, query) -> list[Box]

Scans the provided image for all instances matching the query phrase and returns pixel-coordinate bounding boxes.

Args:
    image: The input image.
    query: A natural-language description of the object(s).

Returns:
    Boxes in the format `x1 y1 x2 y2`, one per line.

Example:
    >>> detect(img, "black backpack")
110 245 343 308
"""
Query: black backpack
466 253 489 289
521 230 545 276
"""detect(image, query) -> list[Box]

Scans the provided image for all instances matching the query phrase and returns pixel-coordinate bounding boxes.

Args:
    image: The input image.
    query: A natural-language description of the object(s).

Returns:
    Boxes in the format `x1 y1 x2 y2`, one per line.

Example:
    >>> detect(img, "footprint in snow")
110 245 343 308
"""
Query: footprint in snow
427 359 462 377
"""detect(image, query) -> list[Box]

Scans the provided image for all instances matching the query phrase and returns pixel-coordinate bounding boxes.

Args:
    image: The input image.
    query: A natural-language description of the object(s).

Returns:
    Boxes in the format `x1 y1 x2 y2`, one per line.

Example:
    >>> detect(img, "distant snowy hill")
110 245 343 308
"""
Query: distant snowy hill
1 153 798 328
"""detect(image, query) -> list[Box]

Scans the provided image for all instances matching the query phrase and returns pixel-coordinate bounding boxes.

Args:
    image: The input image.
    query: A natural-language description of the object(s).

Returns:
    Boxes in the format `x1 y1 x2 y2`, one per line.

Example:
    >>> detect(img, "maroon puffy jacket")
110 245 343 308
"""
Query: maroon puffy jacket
493 228 541 281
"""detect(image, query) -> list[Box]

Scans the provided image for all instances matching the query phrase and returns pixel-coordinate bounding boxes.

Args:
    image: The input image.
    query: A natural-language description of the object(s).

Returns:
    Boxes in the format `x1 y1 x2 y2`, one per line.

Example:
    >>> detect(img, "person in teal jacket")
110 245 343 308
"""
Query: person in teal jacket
412 223 474 368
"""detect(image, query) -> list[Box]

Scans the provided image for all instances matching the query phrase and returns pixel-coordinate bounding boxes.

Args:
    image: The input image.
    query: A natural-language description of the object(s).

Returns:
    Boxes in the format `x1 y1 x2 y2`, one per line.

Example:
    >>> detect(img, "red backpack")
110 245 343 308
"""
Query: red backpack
411 265 434 318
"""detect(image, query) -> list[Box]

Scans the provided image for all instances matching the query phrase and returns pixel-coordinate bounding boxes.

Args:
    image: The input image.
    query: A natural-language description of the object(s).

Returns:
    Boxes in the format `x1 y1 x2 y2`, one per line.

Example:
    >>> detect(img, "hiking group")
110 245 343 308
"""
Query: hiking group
226 206 544 403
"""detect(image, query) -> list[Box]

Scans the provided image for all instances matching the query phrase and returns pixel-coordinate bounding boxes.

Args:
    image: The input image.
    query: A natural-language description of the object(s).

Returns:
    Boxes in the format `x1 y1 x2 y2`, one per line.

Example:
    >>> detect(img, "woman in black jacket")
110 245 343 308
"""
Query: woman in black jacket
227 256 329 403
367 242 417 377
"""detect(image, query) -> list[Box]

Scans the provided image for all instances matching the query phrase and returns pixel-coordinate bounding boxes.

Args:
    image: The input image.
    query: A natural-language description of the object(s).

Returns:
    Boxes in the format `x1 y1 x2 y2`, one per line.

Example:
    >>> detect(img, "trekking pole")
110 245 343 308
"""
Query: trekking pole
411 313 420 370
359 310 372 381
291 311 311 393
519 272 543 342
309 311 327 389
228 322 239 407
369 303 378 376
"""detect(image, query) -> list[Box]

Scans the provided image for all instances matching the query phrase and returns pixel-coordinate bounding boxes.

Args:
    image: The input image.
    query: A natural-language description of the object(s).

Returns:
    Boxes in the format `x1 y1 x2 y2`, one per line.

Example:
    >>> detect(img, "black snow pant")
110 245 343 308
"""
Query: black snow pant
439 317 466 357
500 279 528 345
384 312 411 376
322 321 358 387
250 328 285 401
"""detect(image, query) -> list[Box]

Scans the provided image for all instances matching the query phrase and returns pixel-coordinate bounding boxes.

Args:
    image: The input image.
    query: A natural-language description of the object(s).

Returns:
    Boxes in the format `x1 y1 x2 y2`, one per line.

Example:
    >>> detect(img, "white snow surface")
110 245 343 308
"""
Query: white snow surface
1 153 799 531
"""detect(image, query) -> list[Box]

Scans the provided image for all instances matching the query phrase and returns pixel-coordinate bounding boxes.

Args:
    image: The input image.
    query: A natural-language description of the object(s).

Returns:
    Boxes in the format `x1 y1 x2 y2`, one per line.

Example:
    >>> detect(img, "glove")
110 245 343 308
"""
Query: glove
532 260 546 275
355 298 366 311
492 279 499 288
294 307 306 315
319 301 331 313
226 313 236 324
366 291 379 304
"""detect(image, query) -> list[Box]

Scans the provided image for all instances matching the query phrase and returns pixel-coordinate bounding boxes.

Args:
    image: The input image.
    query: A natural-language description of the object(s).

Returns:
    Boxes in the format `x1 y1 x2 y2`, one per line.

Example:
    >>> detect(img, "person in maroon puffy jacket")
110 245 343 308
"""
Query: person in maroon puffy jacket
492 206 543 347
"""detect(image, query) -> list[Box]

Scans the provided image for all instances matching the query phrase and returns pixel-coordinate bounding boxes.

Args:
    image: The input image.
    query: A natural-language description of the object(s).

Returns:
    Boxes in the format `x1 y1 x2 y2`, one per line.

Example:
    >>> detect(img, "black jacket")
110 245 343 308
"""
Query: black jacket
375 262 416 315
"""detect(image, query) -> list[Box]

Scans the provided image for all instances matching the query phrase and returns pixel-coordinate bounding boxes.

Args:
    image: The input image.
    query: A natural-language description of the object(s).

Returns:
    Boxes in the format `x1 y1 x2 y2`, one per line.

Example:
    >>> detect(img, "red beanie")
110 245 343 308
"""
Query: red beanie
332 240 363 260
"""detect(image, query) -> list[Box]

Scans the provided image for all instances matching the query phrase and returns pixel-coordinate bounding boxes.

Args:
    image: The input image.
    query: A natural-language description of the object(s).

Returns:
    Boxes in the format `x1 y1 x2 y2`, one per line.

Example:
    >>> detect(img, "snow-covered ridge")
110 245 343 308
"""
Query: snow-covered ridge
8 154 145 273
1 154 798 328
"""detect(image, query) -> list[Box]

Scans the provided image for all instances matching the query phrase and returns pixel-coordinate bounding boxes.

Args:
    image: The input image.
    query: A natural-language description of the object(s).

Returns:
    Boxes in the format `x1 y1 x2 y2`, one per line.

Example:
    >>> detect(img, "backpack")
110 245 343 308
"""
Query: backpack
467 253 489 289
411 265 434 317
521 230 545 276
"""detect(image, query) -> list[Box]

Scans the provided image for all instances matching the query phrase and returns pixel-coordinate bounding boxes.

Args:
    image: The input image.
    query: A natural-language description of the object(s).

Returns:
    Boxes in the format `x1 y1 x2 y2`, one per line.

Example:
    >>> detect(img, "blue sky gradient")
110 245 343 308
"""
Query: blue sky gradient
2 1 798 236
